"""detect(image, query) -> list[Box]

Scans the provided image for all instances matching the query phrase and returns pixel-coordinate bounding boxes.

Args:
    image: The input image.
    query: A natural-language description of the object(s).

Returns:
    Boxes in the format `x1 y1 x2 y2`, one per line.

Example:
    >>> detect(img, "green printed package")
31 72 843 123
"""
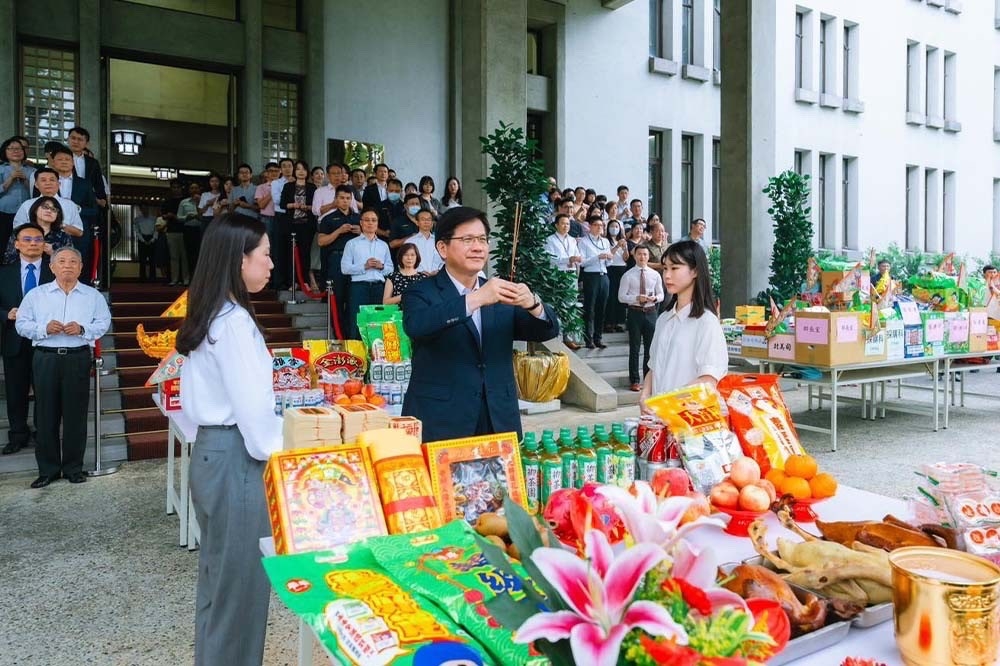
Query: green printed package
368 521 547 666
262 545 493 666
357 305 413 362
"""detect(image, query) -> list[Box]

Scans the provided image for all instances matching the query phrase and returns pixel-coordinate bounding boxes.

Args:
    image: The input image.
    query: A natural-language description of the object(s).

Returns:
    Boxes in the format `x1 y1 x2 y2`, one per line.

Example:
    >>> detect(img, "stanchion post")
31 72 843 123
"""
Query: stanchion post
87 354 119 477
326 280 333 340
287 232 302 305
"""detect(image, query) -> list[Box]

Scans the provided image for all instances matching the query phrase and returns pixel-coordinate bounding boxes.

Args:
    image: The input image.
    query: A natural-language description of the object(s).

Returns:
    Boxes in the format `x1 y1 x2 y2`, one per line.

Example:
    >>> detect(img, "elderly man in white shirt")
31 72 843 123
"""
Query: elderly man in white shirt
12 167 84 238
404 209 444 274
618 245 664 391
341 209 394 338
577 215 612 349
543 213 584 349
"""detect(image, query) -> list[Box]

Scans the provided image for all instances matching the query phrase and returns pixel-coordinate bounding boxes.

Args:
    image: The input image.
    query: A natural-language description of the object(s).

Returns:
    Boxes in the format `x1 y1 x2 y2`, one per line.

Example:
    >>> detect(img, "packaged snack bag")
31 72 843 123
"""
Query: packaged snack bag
716 374 804 475
358 305 412 363
273 347 312 391
263 544 492 665
645 383 743 494
369 521 546 665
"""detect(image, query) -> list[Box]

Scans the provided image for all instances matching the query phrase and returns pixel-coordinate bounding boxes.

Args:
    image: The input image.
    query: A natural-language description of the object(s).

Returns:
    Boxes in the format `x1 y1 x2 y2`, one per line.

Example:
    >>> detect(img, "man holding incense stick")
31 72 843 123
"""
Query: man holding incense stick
401 206 559 442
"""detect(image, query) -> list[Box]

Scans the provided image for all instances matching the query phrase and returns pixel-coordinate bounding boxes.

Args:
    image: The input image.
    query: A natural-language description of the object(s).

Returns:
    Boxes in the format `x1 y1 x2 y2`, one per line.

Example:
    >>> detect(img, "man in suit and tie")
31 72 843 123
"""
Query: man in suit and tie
50 146 98 281
401 207 560 443
361 163 391 211
0 223 54 454
67 127 108 208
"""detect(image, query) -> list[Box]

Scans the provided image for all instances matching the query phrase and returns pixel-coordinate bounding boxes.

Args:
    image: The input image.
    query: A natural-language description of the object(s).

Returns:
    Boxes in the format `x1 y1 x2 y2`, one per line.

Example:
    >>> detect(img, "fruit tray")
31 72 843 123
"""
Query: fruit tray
711 504 768 537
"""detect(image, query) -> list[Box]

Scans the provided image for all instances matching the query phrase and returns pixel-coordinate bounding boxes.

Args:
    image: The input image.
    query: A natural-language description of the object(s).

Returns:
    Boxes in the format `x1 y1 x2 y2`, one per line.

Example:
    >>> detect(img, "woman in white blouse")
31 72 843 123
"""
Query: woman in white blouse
176 214 281 666
640 240 728 412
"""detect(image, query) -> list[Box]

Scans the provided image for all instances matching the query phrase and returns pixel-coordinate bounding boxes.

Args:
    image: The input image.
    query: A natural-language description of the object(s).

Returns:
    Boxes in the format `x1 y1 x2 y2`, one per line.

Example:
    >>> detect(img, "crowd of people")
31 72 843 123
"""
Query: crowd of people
134 159 464 340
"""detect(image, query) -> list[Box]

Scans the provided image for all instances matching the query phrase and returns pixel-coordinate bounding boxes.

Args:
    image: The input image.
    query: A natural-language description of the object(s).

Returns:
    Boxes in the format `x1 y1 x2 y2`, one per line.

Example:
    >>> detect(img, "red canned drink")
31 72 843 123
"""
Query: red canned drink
636 416 678 462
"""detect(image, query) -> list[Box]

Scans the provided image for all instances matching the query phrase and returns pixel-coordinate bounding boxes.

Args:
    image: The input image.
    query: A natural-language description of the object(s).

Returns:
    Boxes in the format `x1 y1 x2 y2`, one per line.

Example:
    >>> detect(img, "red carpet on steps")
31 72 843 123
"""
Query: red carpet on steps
109 282 303 461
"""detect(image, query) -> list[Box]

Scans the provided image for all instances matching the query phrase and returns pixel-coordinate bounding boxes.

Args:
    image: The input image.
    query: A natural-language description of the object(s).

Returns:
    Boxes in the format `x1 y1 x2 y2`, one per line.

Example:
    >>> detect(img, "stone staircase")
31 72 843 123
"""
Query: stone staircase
574 331 641 408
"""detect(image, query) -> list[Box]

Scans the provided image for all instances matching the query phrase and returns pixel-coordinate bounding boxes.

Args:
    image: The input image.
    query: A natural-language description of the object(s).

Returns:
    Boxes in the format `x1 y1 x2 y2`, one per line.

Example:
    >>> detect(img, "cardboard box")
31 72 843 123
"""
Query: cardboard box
988 321 1000 352
895 302 925 359
735 305 766 326
767 332 797 361
159 378 181 411
921 311 946 358
969 308 989 353
944 311 970 355
740 325 769 358
794 311 866 366
863 330 888 362
885 319 905 361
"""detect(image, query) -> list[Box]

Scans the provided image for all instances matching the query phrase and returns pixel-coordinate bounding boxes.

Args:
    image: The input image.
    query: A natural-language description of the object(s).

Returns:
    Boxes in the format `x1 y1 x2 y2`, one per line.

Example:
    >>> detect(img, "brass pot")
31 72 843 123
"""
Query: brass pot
889 546 1000 666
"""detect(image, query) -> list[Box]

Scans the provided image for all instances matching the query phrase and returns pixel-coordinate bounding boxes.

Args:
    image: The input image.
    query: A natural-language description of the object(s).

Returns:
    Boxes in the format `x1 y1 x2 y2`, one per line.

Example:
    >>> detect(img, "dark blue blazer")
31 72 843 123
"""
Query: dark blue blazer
401 270 560 443
69 176 98 227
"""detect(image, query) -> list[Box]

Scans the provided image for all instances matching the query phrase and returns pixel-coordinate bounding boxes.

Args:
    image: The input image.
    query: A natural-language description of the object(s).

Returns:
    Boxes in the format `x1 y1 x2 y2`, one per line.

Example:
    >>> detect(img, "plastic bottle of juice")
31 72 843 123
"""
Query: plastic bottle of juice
559 431 577 490
539 435 563 506
594 431 614 484
576 434 598 487
592 424 607 441
611 426 636 488
521 432 540 515
541 429 555 444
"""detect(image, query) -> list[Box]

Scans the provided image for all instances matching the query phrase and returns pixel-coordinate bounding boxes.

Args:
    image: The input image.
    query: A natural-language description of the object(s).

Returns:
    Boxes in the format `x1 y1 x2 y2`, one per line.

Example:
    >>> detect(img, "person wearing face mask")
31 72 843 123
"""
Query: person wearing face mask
604 219 630 333
578 215 612 349
390 193 423 250
375 178 404 241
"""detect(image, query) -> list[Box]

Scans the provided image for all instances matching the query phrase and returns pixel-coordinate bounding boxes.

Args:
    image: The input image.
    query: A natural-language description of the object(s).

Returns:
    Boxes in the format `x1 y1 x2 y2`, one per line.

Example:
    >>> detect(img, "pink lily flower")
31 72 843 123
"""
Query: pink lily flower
671 540 749 615
597 481 726 549
514 529 689 666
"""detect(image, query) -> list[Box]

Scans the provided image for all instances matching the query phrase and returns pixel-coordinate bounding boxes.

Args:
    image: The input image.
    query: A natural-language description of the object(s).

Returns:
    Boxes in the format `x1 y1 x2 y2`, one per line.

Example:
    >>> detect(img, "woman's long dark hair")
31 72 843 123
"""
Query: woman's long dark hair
662 240 717 319
176 214 267 354
441 177 462 206
29 196 64 233
605 218 625 243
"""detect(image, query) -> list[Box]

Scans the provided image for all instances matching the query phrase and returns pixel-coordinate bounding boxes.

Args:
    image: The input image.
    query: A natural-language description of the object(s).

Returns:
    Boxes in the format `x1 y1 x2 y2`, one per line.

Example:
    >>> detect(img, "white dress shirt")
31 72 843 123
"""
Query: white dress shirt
544 233 579 272
20 258 42 294
607 237 629 267
180 303 282 461
312 185 359 222
271 177 291 214
446 269 482 338
404 232 444 273
73 154 86 180
15 279 111 348
648 303 729 396
618 265 664 307
13 195 84 232
341 234 394 282
578 234 611 274
58 176 73 199
199 191 220 218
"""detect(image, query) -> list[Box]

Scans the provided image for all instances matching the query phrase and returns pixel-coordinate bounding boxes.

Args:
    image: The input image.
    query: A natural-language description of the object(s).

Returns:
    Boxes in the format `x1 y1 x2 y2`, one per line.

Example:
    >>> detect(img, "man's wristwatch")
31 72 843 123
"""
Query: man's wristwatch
79 325 85 336
526 297 542 312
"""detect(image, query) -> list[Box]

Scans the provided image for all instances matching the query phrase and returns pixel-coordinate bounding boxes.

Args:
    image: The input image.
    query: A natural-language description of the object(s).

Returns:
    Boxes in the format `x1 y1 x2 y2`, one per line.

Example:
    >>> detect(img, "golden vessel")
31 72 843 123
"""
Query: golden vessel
889 546 1000 666
136 323 178 360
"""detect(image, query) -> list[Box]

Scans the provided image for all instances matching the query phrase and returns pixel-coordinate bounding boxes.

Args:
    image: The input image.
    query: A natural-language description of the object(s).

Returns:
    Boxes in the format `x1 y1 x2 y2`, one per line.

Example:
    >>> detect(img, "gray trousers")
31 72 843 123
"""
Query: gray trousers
189 426 271 666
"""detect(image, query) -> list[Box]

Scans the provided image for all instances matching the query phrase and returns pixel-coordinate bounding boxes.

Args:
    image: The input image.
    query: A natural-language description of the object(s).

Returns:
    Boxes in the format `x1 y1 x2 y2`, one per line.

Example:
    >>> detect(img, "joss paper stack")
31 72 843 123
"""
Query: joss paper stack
333 403 390 444
360 428 443 534
282 406 342 450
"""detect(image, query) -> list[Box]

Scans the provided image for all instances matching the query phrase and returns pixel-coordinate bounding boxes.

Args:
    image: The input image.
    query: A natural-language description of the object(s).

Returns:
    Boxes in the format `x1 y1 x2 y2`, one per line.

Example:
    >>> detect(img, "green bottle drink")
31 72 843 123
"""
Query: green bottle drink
593 424 607 440
521 432 541 515
595 431 614 484
611 426 636 488
539 435 563 506
576 434 598 487
559 432 578 490
541 429 555 443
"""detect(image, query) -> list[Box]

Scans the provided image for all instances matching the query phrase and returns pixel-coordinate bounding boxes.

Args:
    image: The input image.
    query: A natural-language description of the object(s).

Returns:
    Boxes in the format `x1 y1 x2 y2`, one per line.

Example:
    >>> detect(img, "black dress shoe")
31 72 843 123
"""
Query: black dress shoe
2 442 22 455
30 474 60 489
67 472 88 484
595 341 608 349
585 342 596 350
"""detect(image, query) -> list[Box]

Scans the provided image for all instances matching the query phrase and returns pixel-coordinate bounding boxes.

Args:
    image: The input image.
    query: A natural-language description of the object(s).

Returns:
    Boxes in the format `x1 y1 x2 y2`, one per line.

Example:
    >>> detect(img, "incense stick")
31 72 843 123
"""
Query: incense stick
509 202 523 281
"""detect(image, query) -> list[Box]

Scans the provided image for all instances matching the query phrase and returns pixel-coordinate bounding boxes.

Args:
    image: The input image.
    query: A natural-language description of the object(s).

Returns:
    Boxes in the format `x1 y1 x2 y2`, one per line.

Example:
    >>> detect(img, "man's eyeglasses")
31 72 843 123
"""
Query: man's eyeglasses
18 236 45 243
39 204 59 212
446 235 489 247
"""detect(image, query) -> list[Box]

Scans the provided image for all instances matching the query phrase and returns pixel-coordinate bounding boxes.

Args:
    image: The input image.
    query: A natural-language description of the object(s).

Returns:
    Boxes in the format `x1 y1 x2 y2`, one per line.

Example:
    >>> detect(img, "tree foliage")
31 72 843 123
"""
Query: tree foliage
479 123 582 337
758 171 813 305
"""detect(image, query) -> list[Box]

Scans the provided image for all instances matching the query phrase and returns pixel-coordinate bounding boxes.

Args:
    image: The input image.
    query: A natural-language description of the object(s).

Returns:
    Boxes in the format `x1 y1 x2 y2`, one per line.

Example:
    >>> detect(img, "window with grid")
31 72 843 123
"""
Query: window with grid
20 46 77 163
648 130 663 217
263 0 298 30
711 138 720 243
713 0 721 72
262 78 300 161
649 0 663 57
681 135 694 229
682 0 695 65
794 12 804 89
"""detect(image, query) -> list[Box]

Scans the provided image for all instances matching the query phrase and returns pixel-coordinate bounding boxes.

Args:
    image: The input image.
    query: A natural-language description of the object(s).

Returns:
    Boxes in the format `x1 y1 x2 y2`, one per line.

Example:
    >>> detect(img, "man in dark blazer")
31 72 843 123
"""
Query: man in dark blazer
401 207 559 443
67 127 108 206
51 146 98 282
361 163 391 211
0 223 54 454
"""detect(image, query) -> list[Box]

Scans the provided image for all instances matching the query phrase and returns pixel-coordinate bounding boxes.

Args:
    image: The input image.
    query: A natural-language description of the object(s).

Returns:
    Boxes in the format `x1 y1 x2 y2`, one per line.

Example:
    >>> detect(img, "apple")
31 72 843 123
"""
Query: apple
362 384 378 398
650 467 692 497
710 481 740 508
738 484 771 512
680 492 712 525
754 479 777 503
729 457 762 489
343 378 363 397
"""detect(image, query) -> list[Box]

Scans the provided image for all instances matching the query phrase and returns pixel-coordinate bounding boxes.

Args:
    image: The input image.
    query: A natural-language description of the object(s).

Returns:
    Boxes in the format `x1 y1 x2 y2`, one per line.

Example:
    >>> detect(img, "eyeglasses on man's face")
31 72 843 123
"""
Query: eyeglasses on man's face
446 235 489 247
18 236 45 243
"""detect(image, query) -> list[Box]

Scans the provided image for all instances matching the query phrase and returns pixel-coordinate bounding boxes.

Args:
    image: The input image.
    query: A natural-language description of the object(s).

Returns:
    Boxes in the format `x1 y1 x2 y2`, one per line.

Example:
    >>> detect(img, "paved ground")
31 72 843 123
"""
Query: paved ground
1 369 997 665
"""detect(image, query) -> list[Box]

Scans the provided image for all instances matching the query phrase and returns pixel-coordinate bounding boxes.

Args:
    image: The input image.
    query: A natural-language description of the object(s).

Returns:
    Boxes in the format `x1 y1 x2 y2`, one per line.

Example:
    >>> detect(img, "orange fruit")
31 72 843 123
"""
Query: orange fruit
764 468 787 488
334 394 351 405
809 472 838 499
368 395 386 407
350 394 367 404
779 476 812 500
784 454 818 480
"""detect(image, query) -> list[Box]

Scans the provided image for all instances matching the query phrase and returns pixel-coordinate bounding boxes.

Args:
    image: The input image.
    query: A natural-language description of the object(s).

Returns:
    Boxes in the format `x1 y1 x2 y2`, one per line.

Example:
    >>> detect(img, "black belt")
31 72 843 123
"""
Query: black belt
628 305 656 313
35 346 90 355
199 424 238 431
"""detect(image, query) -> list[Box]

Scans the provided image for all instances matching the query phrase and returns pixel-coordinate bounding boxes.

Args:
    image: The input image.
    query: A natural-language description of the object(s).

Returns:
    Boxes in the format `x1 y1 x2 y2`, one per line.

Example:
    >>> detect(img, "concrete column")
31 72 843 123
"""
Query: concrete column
719 0 778 312
0 1 16 132
459 0 527 211
302 0 325 165
78 0 102 156
241 0 264 169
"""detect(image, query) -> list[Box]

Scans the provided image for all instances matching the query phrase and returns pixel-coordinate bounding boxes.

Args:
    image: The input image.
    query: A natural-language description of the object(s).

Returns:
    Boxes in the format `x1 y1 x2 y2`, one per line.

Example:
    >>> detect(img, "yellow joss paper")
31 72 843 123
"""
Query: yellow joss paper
360 428 443 535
